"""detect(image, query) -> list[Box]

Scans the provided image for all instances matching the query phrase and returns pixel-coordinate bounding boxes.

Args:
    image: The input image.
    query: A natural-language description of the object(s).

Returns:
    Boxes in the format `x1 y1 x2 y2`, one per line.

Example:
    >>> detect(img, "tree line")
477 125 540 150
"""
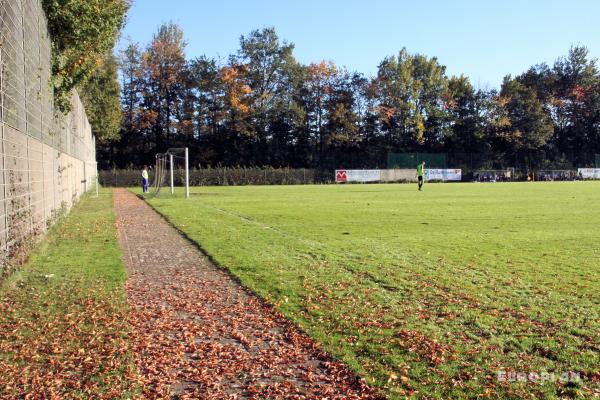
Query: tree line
98 24 600 171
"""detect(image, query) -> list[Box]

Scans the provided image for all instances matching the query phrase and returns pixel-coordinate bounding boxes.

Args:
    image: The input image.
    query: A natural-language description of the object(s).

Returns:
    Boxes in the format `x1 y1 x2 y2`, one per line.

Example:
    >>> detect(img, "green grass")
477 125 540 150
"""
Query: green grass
142 182 600 399
0 190 139 399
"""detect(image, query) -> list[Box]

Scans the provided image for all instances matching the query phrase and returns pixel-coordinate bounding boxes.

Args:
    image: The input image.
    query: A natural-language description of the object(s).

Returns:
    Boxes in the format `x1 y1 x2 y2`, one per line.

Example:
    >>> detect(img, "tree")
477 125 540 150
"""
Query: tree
110 24 599 172
120 44 144 134
42 0 129 111
515 46 600 167
97 43 147 168
117 43 155 166
322 69 363 169
220 64 253 136
142 22 187 151
79 53 122 142
492 77 554 167
186 57 224 138
444 75 489 155
550 46 600 165
235 27 298 162
374 48 448 149
302 61 339 152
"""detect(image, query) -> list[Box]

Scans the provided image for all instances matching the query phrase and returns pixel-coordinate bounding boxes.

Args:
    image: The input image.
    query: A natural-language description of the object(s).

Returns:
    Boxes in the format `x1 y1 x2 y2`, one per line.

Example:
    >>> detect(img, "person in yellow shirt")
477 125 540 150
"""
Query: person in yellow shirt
417 161 425 191
142 166 149 193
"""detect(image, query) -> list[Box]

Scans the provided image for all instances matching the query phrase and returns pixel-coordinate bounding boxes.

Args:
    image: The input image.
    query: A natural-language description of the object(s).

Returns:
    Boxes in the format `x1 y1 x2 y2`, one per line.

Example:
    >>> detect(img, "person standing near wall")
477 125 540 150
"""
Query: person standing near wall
142 166 149 193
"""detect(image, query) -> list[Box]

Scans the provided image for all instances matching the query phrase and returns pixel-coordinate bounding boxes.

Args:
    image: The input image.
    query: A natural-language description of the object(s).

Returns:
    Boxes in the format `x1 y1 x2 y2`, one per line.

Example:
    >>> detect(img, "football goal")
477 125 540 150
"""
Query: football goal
151 147 189 198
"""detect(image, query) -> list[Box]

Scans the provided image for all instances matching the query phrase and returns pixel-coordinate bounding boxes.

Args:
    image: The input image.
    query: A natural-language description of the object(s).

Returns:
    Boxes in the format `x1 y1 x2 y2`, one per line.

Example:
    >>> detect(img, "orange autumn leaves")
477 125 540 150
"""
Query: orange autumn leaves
306 61 338 98
0 293 140 399
221 60 339 118
221 64 252 115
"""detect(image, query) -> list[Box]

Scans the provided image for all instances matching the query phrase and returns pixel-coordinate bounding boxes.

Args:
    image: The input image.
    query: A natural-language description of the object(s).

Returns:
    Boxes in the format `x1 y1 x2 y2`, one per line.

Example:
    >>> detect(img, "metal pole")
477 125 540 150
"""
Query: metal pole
95 162 98 198
169 153 174 195
156 154 161 191
185 147 189 198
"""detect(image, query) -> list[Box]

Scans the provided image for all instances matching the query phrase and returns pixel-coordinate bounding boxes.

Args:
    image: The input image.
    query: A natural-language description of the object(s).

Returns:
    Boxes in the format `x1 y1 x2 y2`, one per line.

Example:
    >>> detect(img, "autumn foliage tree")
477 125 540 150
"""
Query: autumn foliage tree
102 24 600 173
220 64 253 135
303 61 339 151
143 23 187 149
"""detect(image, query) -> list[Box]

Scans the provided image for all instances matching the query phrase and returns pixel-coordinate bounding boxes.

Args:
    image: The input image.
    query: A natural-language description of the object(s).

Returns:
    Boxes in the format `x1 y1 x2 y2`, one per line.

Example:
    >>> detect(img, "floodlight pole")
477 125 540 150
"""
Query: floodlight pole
169 153 174 194
185 147 190 199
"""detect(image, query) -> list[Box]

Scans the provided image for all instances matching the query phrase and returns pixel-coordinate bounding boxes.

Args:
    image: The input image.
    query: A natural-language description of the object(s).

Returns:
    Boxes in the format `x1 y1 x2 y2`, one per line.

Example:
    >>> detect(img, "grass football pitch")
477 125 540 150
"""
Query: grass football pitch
143 182 599 399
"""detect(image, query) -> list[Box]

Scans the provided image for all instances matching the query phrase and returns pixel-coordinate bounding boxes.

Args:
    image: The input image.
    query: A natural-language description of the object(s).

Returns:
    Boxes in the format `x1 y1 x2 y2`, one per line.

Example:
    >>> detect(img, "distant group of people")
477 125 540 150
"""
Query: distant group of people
475 172 512 182
537 171 577 181
479 170 581 182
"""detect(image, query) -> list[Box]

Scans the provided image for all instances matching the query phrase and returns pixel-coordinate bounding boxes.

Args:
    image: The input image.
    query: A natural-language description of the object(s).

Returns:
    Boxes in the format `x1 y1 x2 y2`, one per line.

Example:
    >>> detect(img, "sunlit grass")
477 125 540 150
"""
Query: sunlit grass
143 182 600 399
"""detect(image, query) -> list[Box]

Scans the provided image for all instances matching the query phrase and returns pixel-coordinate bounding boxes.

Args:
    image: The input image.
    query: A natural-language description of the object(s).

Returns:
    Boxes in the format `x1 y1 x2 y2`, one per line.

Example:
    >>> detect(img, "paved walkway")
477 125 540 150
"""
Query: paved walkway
113 189 382 399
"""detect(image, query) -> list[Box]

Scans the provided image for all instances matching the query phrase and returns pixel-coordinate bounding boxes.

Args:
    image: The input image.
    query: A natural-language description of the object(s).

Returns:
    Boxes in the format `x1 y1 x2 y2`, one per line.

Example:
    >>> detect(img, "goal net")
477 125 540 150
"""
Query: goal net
473 169 514 182
150 147 190 198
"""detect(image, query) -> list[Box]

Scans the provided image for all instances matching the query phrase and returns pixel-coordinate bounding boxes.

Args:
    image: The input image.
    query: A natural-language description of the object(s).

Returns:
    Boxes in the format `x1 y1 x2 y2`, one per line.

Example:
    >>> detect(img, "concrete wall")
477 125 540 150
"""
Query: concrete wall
380 169 418 182
0 0 97 268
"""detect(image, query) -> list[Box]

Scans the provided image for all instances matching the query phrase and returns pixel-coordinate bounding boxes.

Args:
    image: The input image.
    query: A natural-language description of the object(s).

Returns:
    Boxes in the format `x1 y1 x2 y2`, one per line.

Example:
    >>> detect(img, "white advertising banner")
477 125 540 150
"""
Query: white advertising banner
335 168 462 182
578 168 600 179
425 169 462 181
335 169 381 183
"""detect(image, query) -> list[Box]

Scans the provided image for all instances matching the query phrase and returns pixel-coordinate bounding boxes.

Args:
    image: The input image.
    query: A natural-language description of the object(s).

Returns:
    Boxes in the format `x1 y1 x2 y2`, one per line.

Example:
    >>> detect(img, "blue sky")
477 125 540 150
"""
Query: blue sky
119 0 600 89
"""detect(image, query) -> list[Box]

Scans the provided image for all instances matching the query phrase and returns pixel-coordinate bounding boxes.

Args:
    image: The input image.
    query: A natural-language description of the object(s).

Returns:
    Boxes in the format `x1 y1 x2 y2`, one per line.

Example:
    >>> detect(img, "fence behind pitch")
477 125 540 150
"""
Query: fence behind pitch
100 167 319 187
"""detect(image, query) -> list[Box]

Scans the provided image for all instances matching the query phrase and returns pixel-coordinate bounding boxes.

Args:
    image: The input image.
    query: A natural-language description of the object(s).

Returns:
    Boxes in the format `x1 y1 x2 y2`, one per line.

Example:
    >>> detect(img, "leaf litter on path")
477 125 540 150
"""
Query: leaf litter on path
113 189 383 399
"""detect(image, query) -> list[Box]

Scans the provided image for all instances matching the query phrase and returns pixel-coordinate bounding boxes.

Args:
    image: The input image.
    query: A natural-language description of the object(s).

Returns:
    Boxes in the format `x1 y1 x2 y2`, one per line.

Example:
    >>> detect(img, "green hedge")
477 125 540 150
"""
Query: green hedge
99 167 332 187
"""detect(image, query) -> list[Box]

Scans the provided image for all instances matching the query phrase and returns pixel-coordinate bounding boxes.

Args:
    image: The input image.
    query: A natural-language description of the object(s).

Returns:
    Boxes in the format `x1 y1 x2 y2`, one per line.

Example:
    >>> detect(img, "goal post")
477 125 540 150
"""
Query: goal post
185 147 189 199
169 153 174 194
151 147 190 198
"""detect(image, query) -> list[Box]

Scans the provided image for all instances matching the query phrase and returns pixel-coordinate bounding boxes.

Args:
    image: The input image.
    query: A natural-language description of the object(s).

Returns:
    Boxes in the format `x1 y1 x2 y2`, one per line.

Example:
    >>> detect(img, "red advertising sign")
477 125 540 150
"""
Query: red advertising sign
335 170 347 183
